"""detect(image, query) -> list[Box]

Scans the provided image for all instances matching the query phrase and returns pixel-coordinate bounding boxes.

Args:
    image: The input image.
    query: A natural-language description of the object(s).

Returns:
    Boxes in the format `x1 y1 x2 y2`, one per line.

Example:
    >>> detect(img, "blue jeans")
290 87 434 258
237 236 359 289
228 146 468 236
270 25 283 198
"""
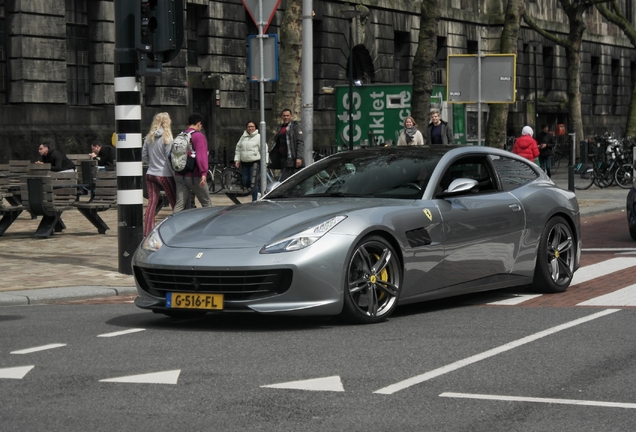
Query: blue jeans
539 156 552 177
241 162 259 201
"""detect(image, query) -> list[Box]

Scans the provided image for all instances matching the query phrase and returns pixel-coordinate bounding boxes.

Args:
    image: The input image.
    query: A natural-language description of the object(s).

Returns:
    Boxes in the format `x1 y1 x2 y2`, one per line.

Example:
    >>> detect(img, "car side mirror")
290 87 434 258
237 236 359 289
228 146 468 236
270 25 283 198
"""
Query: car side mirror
265 181 281 195
444 178 478 195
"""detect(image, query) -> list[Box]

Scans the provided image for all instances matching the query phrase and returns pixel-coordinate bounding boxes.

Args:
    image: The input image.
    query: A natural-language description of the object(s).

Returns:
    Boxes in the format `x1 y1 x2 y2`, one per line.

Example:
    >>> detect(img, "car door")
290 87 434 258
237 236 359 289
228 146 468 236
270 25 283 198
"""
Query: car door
434 155 525 288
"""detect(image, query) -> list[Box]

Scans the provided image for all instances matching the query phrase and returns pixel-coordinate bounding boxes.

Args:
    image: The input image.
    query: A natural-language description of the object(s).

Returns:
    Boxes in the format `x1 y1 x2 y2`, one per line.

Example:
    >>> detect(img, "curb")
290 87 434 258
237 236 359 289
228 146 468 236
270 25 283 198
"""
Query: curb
0 286 137 306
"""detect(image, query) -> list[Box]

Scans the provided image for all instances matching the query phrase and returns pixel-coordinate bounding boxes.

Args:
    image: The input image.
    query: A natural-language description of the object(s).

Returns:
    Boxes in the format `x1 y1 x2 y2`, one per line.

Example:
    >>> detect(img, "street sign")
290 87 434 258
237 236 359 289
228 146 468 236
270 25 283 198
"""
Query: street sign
242 0 281 33
248 34 278 82
447 54 516 103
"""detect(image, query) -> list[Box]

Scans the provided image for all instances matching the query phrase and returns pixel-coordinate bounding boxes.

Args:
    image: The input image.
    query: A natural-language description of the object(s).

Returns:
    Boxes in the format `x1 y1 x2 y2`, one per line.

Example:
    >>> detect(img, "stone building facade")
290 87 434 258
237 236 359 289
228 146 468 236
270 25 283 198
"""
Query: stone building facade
0 0 634 163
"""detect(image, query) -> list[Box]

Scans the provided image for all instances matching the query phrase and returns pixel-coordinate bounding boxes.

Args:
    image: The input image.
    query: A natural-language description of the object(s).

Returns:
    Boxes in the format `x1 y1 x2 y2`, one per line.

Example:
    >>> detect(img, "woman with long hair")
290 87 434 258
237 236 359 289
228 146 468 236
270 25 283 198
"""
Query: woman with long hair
397 116 424 146
142 112 177 236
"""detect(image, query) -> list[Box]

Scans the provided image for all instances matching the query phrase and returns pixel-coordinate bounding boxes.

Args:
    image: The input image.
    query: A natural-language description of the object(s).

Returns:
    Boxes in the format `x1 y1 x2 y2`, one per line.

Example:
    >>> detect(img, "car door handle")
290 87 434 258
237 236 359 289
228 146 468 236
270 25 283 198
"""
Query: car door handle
509 204 522 212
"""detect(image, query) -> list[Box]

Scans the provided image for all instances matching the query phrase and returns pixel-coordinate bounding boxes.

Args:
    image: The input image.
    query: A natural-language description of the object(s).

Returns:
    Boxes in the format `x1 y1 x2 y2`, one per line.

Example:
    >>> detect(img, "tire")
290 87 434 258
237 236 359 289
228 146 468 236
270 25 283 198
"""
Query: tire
207 168 224 194
341 236 401 324
630 226 636 241
573 168 594 190
614 164 634 189
530 216 576 293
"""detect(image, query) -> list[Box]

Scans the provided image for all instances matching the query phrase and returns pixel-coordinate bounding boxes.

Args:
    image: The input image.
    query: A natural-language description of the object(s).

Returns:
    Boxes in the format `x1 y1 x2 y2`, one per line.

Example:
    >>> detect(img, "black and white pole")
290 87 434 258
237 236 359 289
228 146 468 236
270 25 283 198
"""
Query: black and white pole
115 0 144 275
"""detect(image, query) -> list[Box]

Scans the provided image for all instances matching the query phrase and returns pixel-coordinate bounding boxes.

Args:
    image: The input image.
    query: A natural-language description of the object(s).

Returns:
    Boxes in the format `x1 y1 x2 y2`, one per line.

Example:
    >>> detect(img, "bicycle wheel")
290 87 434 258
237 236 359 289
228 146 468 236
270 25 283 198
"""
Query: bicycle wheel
573 166 594 190
551 155 561 175
207 167 224 194
614 163 634 189
593 166 615 188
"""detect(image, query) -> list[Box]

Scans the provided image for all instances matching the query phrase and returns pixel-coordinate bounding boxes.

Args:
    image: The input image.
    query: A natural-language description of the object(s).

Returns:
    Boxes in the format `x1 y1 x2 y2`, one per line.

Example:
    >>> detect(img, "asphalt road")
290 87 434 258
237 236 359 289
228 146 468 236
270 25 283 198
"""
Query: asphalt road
1 210 635 431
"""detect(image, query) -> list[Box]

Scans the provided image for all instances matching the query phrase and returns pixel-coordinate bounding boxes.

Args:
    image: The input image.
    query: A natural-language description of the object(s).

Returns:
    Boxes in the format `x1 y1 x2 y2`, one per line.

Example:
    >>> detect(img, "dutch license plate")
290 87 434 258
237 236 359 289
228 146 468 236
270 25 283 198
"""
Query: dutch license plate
166 292 223 310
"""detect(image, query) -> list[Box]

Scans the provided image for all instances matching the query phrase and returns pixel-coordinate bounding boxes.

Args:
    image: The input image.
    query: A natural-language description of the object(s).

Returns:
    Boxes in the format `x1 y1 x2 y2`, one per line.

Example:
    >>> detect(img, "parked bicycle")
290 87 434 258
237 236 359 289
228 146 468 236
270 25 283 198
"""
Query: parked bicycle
574 143 633 190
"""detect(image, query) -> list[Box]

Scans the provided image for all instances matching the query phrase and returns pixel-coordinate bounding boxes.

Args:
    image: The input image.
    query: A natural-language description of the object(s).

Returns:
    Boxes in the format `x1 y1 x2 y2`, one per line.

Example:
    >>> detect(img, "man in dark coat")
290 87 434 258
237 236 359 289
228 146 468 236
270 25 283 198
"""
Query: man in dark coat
537 124 555 177
269 109 304 181
89 140 116 171
36 143 75 172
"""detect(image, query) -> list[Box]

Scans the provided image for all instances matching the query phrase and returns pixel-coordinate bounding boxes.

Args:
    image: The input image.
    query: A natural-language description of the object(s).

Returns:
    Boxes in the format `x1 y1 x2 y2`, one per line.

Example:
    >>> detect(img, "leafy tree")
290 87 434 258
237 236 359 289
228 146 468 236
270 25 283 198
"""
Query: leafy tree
485 0 525 149
596 0 636 136
411 0 440 129
523 0 610 145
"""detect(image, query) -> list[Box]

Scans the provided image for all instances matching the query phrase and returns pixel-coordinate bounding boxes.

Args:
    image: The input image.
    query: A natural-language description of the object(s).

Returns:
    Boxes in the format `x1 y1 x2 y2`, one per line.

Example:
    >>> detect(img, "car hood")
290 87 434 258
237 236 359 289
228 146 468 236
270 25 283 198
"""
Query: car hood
159 198 398 249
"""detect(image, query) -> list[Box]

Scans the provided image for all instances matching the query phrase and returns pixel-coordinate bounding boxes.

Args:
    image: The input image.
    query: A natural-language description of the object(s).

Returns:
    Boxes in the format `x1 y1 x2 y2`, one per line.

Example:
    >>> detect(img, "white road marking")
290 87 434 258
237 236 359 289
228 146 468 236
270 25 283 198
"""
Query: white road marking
97 328 145 338
373 309 619 395
0 365 34 379
10 343 66 354
577 284 636 307
99 369 181 384
571 257 636 286
440 392 636 409
487 294 543 305
581 248 636 252
261 376 345 392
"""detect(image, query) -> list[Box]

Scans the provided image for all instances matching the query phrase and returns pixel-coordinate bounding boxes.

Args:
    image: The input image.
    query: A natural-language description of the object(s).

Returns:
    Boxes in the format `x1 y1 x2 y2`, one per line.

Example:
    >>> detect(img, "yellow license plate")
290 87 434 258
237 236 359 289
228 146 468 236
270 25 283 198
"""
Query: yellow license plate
166 292 223 310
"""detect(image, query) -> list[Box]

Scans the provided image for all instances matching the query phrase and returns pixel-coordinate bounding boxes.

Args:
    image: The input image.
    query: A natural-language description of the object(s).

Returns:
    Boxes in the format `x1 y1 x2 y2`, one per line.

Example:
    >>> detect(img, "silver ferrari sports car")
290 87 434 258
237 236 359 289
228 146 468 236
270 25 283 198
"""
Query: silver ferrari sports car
133 145 581 324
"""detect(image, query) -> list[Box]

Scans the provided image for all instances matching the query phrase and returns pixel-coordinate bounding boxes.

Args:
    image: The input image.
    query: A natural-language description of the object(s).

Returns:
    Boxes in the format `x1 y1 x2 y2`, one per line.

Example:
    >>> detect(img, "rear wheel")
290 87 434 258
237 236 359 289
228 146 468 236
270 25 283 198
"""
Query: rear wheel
341 236 401 324
614 164 634 189
573 167 594 190
530 216 576 293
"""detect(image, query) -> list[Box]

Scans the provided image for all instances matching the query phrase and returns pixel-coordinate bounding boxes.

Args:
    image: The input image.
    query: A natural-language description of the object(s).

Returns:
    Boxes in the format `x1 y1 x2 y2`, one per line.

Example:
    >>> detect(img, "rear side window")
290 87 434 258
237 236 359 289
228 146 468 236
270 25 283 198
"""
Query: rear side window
490 155 539 191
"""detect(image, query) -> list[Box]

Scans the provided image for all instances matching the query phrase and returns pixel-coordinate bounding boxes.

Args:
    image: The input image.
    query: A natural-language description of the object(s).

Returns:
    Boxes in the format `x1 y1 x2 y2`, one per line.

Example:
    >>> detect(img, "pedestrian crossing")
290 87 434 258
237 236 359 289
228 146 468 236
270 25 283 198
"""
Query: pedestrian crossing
485 256 636 307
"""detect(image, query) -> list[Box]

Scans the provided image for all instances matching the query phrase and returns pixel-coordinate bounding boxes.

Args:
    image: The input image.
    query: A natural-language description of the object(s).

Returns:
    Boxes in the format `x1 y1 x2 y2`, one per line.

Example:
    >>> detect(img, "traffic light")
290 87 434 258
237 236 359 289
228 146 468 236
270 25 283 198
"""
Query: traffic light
140 0 158 49
136 0 183 64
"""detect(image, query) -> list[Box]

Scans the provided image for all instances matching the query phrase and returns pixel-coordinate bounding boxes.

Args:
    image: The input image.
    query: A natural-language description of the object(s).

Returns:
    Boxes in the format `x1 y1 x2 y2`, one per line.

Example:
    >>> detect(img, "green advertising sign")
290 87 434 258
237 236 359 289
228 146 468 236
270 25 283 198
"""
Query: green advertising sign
335 84 450 147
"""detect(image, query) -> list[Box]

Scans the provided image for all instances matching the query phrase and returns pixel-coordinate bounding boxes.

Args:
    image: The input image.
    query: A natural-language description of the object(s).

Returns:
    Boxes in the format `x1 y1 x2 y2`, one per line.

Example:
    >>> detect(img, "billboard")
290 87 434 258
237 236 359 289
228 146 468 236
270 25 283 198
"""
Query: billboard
447 54 516 103
335 84 447 148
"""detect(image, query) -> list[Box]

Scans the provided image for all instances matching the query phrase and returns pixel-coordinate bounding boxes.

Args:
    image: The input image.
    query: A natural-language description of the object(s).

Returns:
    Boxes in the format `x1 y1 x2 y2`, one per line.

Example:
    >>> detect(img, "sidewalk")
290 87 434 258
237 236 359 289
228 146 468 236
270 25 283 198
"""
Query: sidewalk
0 173 629 306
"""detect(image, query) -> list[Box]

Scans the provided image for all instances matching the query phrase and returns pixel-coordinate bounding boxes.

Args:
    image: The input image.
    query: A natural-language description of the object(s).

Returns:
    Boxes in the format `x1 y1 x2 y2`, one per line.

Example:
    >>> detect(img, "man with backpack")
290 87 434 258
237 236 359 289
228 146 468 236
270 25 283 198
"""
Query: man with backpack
173 112 211 212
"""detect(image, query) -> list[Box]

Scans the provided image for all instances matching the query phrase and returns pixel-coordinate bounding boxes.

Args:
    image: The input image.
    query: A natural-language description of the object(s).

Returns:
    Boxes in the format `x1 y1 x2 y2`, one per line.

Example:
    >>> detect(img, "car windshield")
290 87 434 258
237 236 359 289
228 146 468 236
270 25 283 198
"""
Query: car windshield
266 148 444 199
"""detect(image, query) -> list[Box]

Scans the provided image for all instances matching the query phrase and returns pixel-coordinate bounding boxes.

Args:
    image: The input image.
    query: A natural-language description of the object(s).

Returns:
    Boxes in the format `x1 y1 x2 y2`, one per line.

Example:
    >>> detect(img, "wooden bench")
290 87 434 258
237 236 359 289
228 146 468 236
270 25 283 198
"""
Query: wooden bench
73 171 117 234
0 185 24 236
20 169 78 238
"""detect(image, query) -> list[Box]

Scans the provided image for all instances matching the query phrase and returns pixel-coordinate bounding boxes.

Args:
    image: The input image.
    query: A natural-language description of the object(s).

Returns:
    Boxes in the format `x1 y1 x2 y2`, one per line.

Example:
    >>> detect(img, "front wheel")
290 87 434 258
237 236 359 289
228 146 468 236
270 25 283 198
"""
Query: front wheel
341 236 401 324
530 216 576 293
614 164 634 189
207 168 224 194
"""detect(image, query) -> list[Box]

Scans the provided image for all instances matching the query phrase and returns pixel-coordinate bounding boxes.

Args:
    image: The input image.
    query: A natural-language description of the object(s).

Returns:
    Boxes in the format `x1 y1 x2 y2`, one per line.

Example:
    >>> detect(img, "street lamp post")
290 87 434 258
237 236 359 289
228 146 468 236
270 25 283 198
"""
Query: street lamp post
341 9 361 150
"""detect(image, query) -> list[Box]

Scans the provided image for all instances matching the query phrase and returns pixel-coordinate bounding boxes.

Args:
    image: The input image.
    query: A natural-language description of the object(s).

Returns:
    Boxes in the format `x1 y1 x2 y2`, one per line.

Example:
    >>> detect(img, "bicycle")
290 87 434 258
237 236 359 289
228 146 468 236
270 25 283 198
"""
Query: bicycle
573 150 628 190
206 163 224 194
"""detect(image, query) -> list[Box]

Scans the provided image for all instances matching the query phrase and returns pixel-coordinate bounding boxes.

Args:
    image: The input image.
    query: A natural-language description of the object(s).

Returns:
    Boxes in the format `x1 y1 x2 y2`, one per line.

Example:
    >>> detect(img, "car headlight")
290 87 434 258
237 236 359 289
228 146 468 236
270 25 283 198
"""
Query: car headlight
140 217 170 252
141 230 163 252
260 215 347 253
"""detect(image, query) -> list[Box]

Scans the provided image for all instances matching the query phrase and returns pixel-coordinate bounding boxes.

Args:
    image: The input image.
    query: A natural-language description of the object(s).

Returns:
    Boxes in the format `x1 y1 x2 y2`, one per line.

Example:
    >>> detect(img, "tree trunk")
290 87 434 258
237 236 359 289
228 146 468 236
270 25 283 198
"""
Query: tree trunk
270 0 303 138
485 0 524 149
596 1 636 136
411 0 439 130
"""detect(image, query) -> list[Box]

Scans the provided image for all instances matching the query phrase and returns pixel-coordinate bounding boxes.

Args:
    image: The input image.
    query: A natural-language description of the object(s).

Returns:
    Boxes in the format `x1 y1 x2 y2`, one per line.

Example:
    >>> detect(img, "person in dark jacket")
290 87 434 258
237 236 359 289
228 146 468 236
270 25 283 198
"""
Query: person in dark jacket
89 140 116 171
536 124 555 177
269 109 304 181
425 109 454 145
36 143 75 172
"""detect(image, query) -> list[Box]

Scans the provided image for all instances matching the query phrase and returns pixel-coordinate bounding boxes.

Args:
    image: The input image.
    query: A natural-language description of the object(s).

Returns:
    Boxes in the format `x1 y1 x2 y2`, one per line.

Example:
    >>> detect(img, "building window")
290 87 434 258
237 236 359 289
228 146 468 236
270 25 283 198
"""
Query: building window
186 4 204 67
591 56 600 113
393 31 410 83
66 0 89 106
543 46 554 93
467 40 478 55
627 0 634 26
0 3 6 104
612 59 620 115
245 11 259 110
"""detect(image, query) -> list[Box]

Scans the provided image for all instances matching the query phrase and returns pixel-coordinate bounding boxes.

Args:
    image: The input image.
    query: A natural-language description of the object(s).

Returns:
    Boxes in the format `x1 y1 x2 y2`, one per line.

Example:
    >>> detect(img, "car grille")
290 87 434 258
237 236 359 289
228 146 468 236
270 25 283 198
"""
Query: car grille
134 266 293 301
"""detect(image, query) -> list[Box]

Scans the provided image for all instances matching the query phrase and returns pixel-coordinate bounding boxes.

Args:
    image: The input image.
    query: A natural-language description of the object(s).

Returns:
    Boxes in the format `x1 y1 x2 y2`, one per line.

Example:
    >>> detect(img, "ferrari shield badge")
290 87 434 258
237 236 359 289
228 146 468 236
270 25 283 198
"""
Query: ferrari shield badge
196 252 203 259
423 209 433 221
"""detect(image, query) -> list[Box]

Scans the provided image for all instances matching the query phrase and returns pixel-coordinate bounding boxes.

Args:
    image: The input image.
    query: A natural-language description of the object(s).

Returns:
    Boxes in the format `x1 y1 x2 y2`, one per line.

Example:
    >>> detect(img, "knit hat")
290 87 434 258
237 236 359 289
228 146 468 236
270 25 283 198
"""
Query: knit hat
521 126 533 136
